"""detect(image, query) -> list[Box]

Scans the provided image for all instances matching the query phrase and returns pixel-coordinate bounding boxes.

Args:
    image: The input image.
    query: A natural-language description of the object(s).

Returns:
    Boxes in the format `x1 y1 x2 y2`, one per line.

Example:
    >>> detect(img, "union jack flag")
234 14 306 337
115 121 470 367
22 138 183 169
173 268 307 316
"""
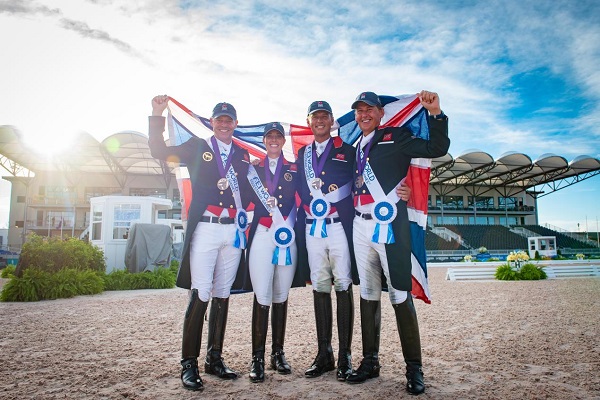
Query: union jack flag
164 95 432 303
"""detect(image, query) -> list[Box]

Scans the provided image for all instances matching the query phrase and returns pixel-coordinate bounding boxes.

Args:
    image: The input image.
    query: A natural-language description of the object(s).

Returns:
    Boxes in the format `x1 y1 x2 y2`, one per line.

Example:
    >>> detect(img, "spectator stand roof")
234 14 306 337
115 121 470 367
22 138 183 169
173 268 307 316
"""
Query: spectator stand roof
0 126 172 189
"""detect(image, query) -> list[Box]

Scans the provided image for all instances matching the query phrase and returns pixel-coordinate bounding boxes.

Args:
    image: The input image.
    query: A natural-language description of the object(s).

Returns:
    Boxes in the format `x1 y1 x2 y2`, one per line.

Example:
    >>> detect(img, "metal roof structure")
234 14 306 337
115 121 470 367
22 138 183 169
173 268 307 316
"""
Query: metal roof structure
0 126 172 188
1 125 599 197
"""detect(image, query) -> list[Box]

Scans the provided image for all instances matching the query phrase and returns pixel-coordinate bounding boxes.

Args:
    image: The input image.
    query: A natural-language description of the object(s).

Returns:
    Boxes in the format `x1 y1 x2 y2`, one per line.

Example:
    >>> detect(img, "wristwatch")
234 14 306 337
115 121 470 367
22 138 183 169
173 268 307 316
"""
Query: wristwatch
431 111 447 120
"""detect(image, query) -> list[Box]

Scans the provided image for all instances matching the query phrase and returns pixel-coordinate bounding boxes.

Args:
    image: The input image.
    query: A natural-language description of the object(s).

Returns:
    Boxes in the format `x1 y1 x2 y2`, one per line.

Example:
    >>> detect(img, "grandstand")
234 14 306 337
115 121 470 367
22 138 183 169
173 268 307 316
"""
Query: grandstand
425 228 467 251
521 225 597 249
434 224 527 251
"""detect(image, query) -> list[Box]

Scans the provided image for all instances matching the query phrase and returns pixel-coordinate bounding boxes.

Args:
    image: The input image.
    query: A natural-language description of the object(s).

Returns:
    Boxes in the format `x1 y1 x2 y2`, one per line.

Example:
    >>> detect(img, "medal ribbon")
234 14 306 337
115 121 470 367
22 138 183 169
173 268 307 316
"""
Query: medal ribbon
356 135 375 176
247 164 296 265
210 136 233 178
264 157 283 195
311 139 333 178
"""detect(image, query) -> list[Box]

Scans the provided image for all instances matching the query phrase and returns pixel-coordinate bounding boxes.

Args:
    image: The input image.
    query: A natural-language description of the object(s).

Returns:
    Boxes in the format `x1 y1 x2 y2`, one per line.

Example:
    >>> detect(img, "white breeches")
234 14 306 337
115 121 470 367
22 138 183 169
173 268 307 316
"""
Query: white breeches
352 216 408 304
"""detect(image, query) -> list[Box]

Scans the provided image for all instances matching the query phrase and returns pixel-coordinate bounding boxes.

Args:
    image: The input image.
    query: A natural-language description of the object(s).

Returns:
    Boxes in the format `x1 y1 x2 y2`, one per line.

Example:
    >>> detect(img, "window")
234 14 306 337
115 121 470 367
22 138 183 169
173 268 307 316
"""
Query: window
441 195 463 209
436 216 464 224
40 186 76 201
92 204 103 241
468 216 495 225
113 204 141 239
468 196 494 209
499 197 518 209
85 187 121 201
44 211 73 229
129 188 167 198
499 217 518 226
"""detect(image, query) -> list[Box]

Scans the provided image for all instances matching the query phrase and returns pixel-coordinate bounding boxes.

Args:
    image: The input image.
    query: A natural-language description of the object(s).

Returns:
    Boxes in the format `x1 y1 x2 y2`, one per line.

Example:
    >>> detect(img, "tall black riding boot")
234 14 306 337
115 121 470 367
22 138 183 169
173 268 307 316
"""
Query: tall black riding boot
204 297 238 379
304 291 335 378
249 296 270 383
335 286 354 381
270 299 292 374
346 298 381 384
181 289 208 391
393 296 425 395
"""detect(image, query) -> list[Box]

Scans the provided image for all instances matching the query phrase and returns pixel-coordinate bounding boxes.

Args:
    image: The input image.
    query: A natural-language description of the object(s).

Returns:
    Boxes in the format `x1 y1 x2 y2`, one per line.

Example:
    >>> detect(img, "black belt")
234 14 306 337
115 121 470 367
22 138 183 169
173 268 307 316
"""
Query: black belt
306 217 341 224
355 211 373 220
199 216 235 224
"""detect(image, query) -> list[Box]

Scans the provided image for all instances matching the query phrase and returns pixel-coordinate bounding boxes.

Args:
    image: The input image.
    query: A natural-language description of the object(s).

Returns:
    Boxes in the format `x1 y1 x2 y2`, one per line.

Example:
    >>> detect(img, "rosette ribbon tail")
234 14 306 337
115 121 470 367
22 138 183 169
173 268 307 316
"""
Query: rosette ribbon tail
234 229 247 249
272 246 292 266
372 223 395 244
309 219 328 238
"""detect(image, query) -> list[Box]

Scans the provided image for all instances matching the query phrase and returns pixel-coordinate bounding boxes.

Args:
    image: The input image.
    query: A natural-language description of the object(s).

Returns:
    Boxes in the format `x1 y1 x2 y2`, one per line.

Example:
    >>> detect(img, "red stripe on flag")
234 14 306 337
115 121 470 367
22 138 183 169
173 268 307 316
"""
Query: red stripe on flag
168 96 196 118
411 276 431 304
232 137 266 159
289 124 314 159
405 165 430 213
381 98 421 128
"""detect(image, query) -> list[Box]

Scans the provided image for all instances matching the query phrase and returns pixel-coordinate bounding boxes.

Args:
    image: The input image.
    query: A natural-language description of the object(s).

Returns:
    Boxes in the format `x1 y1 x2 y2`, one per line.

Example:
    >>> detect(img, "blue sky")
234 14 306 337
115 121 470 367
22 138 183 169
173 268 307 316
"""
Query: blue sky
0 0 599 232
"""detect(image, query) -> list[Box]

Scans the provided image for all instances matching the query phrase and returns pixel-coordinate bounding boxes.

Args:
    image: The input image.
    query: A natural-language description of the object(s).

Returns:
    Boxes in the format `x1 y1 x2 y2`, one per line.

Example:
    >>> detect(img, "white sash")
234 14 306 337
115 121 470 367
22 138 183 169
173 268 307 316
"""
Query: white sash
247 165 296 265
303 143 352 238
362 160 404 244
208 140 248 249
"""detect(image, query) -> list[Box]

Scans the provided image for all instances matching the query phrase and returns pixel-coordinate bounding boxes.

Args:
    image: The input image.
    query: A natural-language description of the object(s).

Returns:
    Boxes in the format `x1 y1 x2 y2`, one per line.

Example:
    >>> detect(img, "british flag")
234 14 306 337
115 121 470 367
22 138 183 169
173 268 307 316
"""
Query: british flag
164 94 432 303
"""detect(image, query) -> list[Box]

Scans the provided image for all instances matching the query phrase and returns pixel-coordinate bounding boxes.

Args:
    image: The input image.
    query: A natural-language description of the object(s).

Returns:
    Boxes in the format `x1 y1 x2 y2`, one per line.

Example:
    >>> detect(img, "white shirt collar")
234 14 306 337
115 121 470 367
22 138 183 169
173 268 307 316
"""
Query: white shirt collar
360 131 375 149
214 137 232 154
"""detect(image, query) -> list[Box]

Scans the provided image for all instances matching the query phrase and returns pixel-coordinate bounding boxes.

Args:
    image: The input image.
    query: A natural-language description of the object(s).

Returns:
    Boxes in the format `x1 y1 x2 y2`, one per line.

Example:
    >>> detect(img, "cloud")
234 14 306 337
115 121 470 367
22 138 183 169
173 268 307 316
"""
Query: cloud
0 0 60 16
58 18 153 64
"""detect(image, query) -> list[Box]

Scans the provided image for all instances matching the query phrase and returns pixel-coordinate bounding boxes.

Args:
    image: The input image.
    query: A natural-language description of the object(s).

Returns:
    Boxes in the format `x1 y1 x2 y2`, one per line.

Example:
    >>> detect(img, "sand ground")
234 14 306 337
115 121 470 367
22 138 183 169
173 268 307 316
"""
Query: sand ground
1 267 599 399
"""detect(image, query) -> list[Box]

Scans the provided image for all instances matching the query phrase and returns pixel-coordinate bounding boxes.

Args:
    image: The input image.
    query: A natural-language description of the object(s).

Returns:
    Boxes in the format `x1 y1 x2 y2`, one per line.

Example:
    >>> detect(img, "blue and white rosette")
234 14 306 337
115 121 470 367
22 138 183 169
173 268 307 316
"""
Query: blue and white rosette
362 161 404 244
371 200 397 243
304 142 330 238
234 208 249 249
308 197 331 237
271 224 295 265
247 164 297 265
225 163 247 249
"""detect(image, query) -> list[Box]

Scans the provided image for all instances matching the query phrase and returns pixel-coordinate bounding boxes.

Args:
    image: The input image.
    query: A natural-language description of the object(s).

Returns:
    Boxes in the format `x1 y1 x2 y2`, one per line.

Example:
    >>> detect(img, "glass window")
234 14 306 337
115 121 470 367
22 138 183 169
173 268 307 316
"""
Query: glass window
129 188 167 198
47 211 74 229
499 197 518 208
499 217 518 226
43 186 77 201
468 196 494 209
468 216 495 225
113 204 141 239
442 195 464 209
92 205 102 241
436 216 464 224
85 187 121 201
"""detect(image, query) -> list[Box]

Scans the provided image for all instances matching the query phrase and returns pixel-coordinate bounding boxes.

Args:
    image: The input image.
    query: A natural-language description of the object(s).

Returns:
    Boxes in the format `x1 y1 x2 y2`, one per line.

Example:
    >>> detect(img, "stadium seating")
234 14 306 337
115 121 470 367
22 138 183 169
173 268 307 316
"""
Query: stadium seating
436 225 527 250
520 225 596 249
425 228 467 251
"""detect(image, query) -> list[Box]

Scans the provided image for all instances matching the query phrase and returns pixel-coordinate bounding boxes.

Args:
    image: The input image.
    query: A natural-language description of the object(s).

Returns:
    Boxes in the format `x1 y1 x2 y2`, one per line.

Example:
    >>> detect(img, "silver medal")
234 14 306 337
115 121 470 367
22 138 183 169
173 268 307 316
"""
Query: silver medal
266 196 278 209
217 178 229 190
311 178 323 190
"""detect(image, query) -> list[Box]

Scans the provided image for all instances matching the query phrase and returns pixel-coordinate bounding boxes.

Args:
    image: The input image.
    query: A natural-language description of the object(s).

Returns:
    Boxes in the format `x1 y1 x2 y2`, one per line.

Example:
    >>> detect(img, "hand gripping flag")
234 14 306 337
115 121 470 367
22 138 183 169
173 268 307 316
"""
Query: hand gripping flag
164 94 432 303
